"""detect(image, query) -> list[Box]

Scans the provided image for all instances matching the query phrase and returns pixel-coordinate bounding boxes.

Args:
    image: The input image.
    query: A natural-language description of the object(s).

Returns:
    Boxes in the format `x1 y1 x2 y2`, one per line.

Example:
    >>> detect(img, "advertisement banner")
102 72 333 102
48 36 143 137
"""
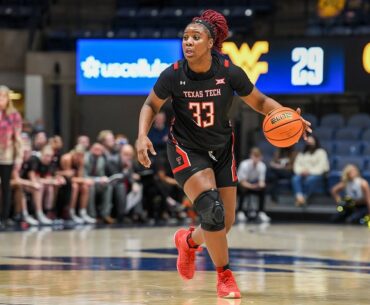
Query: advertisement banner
76 39 182 95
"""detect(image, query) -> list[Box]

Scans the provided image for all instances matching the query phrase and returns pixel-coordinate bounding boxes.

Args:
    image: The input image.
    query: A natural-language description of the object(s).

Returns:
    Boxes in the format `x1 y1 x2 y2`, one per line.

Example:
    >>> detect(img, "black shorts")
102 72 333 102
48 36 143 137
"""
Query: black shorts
166 136 238 188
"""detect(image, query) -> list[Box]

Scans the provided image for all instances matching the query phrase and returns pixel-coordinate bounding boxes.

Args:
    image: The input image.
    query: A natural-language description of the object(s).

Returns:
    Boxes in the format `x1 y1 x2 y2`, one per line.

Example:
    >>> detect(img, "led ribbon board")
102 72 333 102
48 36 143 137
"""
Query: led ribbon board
76 39 182 95
222 40 345 94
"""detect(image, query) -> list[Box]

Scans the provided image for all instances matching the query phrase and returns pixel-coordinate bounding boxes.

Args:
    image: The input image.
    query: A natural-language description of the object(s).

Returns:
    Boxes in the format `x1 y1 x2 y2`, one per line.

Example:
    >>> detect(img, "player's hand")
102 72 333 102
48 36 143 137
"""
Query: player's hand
296 108 312 141
136 135 157 168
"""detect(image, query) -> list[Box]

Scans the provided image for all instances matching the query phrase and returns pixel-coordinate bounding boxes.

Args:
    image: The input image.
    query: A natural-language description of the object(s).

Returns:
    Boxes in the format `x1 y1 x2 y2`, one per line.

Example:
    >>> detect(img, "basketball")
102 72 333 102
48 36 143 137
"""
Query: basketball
263 107 304 147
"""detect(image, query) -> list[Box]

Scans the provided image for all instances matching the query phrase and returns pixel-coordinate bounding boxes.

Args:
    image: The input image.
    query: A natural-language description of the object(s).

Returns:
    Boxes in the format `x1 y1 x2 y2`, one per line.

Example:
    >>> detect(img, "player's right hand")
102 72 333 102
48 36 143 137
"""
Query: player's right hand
136 135 157 168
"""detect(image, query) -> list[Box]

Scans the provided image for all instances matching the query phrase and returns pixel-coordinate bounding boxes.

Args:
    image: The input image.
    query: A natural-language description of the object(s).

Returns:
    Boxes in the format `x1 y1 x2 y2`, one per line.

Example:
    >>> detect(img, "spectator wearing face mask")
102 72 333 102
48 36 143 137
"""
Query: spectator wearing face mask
292 135 329 206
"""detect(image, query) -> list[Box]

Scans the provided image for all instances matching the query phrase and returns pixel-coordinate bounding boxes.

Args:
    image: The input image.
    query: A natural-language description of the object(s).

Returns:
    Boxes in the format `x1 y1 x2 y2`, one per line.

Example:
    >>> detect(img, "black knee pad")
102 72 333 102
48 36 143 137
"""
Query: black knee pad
193 189 225 232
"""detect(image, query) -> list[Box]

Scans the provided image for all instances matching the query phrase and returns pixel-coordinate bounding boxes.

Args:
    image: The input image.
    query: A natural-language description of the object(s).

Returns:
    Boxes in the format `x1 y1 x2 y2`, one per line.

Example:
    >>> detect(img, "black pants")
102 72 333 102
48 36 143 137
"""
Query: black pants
0 164 13 222
238 186 266 216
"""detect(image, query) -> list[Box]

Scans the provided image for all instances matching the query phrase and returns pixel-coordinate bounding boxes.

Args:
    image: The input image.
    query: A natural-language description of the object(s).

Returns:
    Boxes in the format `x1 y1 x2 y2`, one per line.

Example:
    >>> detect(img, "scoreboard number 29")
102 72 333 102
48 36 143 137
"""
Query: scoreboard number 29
291 47 324 86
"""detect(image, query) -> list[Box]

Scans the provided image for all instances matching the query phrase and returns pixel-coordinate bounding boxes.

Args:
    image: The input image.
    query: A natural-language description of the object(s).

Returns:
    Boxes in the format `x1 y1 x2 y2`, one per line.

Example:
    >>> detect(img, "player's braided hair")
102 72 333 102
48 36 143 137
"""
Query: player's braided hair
192 9 229 52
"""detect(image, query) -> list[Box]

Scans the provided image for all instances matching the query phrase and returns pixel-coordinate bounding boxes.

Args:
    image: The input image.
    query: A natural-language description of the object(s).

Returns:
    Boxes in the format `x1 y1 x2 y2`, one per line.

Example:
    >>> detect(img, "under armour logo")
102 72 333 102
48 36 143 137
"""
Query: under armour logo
180 81 186 85
215 78 225 85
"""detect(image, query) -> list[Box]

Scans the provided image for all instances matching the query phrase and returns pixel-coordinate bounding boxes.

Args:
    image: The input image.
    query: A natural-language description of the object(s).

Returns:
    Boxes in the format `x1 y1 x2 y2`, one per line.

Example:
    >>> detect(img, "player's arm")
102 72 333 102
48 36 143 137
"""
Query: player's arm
137 90 167 168
331 182 345 203
240 88 312 137
360 179 370 209
240 87 281 116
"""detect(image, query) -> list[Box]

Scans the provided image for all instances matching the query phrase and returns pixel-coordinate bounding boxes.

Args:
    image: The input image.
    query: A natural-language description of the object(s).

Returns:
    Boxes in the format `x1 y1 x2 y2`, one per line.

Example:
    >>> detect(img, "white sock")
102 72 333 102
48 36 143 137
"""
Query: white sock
80 208 87 216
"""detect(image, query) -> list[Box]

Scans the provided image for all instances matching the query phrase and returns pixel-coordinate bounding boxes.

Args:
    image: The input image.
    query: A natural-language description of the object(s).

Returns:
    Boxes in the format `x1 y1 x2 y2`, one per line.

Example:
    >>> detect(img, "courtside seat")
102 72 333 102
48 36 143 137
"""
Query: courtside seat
347 113 370 129
331 155 366 171
333 140 362 156
320 140 336 155
161 27 181 38
362 142 370 155
334 127 362 141
361 129 370 141
327 170 342 190
320 113 345 128
314 127 335 141
138 28 160 38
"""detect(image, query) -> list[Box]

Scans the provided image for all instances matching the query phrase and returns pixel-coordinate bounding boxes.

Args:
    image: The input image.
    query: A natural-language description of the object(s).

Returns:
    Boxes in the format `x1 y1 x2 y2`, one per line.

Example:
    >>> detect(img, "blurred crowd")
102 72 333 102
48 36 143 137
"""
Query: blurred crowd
1 107 190 229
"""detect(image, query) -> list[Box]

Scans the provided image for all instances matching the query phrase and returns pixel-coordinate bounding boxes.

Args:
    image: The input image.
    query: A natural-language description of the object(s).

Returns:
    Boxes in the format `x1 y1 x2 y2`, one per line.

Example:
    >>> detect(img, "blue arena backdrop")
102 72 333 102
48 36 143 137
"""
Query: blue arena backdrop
76 39 183 95
75 38 370 95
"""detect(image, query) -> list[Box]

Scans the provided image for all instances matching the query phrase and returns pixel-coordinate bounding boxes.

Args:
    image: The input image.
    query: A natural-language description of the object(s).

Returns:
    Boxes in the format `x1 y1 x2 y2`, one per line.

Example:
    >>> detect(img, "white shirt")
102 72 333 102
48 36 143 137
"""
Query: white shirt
345 177 364 200
293 148 329 175
237 159 266 183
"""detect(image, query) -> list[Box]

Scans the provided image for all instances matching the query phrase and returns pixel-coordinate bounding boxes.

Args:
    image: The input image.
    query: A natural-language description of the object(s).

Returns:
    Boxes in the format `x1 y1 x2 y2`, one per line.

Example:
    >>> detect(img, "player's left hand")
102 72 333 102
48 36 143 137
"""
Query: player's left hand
296 108 312 141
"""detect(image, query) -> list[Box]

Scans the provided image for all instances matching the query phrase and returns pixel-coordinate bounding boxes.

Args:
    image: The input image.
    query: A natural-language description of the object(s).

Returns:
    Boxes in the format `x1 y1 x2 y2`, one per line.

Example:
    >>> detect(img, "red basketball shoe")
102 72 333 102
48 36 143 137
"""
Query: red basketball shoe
217 269 241 299
173 227 202 280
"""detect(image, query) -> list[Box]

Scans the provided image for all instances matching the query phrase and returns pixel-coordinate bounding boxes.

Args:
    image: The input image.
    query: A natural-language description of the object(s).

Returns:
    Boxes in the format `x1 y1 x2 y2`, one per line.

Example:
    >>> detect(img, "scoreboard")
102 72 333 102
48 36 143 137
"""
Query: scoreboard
222 40 344 94
76 38 370 95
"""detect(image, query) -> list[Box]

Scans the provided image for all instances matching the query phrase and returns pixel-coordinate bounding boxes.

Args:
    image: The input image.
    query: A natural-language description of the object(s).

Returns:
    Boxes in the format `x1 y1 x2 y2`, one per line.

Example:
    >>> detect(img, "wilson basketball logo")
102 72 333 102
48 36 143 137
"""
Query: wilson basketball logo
271 112 293 124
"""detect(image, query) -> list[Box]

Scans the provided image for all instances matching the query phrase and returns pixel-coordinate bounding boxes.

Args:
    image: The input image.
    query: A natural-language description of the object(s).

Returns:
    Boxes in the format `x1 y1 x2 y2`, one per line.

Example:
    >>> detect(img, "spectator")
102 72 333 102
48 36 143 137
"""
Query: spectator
98 130 118 157
32 118 45 134
148 112 168 154
0 85 23 228
267 146 297 204
135 158 167 224
292 135 329 206
32 131 48 157
49 135 64 163
237 147 270 222
106 144 144 223
115 133 129 148
84 143 114 224
154 152 187 221
77 135 90 151
28 145 66 224
60 145 96 224
11 144 42 226
331 164 370 224
22 120 33 135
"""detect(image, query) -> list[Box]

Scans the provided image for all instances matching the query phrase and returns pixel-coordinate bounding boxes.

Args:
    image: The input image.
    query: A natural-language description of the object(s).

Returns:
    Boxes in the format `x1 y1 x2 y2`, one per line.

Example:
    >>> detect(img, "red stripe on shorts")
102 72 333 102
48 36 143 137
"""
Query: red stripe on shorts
231 132 238 182
172 145 191 174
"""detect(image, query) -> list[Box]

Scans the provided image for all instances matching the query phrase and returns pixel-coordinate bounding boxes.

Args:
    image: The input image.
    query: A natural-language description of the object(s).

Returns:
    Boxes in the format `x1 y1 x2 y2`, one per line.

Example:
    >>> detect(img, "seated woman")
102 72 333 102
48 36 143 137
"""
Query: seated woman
331 164 370 224
292 135 329 206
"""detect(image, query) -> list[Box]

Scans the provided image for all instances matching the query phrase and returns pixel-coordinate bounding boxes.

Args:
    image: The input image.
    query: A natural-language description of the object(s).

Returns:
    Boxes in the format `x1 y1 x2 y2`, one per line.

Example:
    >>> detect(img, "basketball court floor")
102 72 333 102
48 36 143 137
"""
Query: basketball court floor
0 223 369 305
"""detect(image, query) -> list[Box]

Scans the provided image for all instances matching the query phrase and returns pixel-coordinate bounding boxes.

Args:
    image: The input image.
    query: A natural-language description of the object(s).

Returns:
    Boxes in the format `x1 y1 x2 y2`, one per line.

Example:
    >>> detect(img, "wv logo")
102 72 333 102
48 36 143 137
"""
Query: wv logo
222 41 269 84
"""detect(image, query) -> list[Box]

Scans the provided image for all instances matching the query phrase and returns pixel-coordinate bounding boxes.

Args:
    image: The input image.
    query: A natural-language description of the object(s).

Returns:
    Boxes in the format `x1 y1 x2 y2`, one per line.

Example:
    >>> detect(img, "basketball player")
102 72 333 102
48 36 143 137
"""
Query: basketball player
136 10 311 299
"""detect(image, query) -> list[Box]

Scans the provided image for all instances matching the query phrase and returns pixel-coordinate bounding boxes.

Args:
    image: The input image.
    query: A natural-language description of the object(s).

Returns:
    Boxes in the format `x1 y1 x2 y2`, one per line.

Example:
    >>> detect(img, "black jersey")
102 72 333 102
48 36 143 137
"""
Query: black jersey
154 53 254 151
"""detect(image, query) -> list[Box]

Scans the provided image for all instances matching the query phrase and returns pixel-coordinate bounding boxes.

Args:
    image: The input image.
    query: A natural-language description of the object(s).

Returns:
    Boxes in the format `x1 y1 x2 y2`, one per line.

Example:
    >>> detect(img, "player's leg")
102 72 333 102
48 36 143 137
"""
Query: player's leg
69 181 83 224
79 181 96 224
183 169 229 268
219 187 236 233
190 185 236 244
184 170 241 299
